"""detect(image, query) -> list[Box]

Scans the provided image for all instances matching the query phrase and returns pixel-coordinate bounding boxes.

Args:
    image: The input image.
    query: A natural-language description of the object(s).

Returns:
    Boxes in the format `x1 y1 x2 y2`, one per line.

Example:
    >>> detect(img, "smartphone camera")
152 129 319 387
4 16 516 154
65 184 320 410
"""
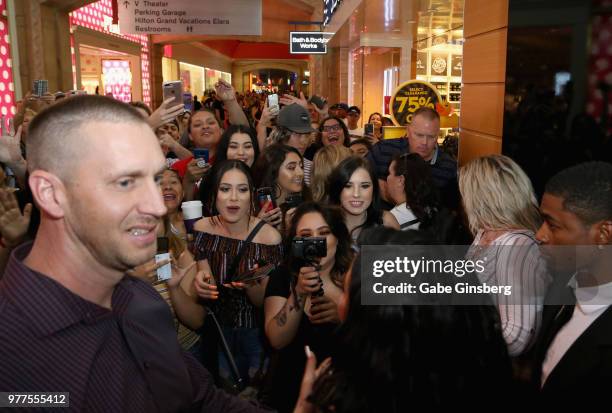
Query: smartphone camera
256 187 276 212
364 123 374 136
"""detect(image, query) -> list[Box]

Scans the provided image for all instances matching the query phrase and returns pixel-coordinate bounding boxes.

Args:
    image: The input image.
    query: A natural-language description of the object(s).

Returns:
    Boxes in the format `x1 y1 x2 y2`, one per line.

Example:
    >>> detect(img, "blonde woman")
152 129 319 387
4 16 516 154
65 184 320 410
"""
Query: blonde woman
311 144 352 202
460 155 551 356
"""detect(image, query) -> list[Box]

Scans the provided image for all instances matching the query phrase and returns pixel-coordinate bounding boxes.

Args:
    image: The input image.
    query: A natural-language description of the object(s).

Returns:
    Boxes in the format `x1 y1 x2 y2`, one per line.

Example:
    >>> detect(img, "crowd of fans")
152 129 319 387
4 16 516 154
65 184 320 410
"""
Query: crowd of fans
0 80 610 412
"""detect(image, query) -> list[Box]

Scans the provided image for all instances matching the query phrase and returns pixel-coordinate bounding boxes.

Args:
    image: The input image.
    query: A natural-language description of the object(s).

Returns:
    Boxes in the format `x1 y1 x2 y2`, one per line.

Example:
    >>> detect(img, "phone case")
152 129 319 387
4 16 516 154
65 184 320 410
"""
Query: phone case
233 263 276 283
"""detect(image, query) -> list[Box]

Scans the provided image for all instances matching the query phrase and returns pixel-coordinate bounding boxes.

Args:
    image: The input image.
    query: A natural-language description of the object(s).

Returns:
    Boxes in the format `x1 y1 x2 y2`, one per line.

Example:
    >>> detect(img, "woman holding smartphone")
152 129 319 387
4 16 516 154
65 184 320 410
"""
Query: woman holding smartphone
191 160 282 388
252 144 309 231
262 202 353 413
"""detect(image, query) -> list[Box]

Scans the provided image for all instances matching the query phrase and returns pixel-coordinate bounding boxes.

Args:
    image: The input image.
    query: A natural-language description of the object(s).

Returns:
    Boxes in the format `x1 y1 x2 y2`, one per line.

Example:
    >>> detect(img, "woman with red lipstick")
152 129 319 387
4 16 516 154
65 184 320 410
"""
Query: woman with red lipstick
328 156 399 248
192 160 283 389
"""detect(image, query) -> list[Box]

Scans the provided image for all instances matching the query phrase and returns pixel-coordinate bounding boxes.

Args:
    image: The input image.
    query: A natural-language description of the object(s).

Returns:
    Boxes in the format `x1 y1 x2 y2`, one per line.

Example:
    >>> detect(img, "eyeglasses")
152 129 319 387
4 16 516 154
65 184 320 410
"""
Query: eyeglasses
322 124 342 132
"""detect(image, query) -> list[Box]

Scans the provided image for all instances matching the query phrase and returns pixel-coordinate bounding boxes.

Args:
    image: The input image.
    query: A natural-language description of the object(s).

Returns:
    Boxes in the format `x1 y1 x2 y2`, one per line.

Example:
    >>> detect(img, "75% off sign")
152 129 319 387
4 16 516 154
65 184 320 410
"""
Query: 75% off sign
389 80 445 126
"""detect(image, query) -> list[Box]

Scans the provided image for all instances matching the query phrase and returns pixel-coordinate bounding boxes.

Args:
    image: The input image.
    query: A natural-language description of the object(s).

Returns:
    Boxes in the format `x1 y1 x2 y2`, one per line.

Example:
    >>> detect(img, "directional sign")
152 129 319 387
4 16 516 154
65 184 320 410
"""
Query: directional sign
118 0 262 35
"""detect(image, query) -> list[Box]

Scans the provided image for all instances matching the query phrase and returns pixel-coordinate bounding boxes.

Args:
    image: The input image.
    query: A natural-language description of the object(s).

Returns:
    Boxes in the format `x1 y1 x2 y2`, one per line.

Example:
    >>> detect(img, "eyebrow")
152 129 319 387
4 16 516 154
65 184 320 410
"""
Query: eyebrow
541 212 561 225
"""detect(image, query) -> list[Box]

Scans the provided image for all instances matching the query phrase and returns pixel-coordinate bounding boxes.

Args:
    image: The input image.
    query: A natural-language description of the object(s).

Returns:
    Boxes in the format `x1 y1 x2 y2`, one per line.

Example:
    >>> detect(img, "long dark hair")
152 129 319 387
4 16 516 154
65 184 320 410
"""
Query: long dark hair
252 144 309 203
202 159 256 220
215 124 260 166
318 116 350 148
285 202 353 289
310 227 512 412
327 156 383 236
392 153 440 228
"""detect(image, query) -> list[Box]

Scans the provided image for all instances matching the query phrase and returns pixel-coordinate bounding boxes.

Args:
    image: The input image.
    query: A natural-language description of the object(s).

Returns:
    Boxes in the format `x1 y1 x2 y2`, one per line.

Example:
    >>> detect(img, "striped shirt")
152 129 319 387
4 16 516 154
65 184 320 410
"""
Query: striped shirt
303 158 313 187
0 243 270 412
467 230 552 356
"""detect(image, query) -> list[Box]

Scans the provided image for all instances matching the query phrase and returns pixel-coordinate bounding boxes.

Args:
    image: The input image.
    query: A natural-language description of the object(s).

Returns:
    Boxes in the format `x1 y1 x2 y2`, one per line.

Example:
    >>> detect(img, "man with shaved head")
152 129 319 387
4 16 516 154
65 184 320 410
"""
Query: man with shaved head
0 96 270 412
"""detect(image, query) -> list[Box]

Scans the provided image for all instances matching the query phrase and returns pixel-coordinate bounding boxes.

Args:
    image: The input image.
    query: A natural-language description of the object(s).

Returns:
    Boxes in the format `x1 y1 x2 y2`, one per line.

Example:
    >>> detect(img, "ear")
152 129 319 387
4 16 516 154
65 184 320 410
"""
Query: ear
596 220 612 245
28 170 67 219
398 174 405 187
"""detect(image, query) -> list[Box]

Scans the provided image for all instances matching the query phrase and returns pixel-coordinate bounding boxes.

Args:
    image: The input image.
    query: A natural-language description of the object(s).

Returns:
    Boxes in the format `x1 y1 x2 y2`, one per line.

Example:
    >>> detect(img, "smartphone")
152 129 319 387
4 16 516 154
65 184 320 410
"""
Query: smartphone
33 79 48 97
183 92 193 111
193 148 209 167
364 123 374 135
155 237 172 282
163 81 183 106
256 187 276 212
234 263 276 283
284 193 303 210
267 94 279 109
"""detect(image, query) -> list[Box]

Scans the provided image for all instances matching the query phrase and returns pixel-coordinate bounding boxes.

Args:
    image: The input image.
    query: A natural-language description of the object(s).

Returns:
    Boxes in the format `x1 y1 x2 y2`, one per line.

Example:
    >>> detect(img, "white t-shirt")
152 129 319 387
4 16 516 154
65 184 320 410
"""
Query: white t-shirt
348 126 364 142
390 203 419 230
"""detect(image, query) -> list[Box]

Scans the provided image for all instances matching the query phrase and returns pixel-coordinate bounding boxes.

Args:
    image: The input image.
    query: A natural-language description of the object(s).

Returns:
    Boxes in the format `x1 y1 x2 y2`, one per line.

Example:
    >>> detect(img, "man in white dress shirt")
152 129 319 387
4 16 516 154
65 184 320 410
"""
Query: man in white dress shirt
534 161 612 407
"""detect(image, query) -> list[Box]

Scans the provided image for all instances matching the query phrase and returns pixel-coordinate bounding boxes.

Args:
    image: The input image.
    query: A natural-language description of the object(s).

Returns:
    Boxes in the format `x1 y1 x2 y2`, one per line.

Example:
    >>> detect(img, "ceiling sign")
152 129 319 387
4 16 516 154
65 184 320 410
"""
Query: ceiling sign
290 32 331 54
118 0 262 35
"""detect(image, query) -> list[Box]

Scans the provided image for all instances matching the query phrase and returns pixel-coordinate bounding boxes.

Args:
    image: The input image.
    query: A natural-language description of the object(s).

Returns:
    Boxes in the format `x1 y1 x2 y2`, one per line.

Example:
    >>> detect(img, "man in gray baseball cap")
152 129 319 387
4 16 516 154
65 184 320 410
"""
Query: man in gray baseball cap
278 103 315 134
272 103 314 185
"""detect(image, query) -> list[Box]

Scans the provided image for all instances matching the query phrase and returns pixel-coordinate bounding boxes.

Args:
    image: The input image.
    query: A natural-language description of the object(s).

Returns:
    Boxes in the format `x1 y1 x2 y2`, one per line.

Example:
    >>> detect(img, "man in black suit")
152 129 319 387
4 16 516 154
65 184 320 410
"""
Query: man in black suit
534 161 612 407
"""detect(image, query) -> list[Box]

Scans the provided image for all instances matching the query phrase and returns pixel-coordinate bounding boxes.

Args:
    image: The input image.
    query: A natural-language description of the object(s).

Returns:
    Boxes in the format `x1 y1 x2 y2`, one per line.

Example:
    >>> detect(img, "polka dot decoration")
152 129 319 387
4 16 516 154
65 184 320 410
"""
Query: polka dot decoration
69 0 151 105
0 0 15 127
587 1 612 135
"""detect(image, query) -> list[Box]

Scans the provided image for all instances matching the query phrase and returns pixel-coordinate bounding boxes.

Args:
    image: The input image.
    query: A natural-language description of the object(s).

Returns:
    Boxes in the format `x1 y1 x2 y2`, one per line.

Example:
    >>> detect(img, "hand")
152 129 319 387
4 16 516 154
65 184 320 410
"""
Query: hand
127 258 171 284
296 267 322 297
223 281 248 290
167 260 197 289
364 132 379 145
258 102 277 129
158 133 177 152
184 158 211 183
313 99 329 119
0 125 24 165
194 270 219 300
280 92 308 110
214 79 236 102
284 207 297 230
0 187 31 248
309 295 340 324
294 347 332 413
258 203 282 228
149 98 184 129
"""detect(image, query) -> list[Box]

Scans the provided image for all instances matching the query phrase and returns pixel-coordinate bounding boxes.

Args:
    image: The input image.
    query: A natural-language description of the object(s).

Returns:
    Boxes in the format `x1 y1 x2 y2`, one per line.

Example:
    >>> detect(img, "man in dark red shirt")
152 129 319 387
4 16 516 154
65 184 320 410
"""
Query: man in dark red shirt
0 95 270 412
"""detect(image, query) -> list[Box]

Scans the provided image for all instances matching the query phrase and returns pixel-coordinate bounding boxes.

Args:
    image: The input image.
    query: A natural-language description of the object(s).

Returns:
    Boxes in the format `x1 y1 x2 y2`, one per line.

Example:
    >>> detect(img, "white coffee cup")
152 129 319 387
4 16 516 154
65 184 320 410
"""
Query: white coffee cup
182 200 203 233
182 200 203 220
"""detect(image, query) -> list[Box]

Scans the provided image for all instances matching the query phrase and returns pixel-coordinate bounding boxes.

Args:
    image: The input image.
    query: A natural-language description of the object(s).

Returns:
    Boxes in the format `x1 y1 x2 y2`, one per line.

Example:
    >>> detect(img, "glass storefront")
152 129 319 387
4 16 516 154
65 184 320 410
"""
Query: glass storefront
328 0 464 136
205 69 232 93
